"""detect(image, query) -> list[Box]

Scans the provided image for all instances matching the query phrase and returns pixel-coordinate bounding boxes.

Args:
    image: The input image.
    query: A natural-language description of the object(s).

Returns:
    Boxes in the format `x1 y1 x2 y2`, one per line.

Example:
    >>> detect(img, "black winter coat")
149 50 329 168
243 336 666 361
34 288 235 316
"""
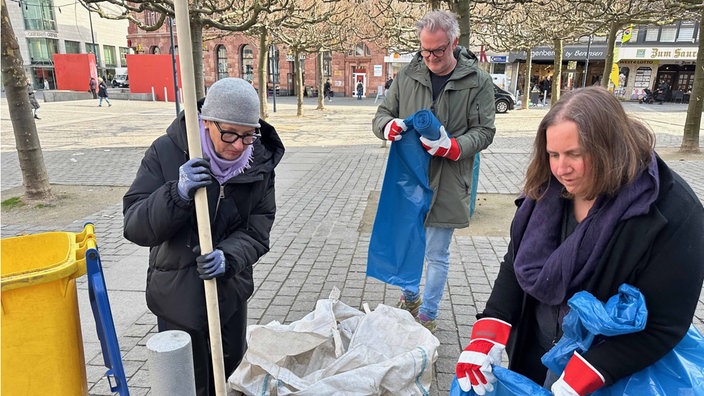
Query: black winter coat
482 156 704 386
123 109 284 331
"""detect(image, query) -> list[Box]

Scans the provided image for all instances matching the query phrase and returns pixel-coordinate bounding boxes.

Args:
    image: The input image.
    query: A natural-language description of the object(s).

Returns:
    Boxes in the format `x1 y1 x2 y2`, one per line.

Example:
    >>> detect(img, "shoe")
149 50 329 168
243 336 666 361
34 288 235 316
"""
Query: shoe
98 105 102 107
397 295 422 317
108 103 112 107
34 115 40 119
417 313 437 333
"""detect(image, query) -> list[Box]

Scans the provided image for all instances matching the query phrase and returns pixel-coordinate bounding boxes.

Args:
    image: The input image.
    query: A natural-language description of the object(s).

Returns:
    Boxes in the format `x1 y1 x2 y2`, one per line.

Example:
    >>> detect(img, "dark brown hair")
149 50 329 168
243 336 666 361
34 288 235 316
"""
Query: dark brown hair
524 86 655 200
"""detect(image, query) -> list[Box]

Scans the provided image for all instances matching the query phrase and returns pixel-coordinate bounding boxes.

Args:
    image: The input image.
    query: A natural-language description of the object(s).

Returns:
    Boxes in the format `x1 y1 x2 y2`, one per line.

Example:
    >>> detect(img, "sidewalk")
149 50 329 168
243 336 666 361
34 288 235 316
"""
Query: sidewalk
2 96 703 395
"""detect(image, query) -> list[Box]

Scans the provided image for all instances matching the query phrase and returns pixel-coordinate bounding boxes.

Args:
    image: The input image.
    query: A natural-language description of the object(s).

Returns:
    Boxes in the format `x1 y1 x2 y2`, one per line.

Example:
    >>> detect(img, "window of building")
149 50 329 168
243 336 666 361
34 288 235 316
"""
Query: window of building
119 47 130 66
644 26 659 42
86 42 98 55
322 51 332 77
660 25 677 42
634 67 651 89
103 45 117 66
65 40 80 54
27 38 57 64
351 42 371 57
217 45 228 80
677 22 695 42
268 45 280 83
241 44 253 82
22 0 56 31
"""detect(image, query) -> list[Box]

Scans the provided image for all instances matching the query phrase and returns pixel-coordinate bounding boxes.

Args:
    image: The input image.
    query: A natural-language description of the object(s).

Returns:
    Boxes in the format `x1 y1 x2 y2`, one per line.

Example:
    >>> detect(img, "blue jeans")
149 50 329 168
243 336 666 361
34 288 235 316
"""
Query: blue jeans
99 97 111 106
402 226 454 320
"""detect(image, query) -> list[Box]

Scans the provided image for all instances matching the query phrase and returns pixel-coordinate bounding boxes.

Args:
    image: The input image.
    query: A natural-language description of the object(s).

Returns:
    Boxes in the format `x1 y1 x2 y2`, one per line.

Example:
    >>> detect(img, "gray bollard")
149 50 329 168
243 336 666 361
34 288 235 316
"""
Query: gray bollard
147 330 197 396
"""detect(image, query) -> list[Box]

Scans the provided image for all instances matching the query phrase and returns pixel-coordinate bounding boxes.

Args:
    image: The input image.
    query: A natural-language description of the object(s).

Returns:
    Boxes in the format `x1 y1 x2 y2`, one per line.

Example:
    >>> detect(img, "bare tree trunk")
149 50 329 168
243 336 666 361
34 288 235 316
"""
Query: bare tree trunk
258 29 270 120
1 0 53 201
602 22 619 90
190 19 205 98
522 49 532 110
316 51 324 110
295 49 304 116
681 7 703 153
552 38 563 105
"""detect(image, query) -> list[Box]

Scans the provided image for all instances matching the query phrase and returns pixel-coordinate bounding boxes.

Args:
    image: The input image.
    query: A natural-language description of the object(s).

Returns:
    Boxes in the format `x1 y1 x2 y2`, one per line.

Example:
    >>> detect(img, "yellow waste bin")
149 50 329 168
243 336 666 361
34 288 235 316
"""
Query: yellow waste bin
1 224 95 395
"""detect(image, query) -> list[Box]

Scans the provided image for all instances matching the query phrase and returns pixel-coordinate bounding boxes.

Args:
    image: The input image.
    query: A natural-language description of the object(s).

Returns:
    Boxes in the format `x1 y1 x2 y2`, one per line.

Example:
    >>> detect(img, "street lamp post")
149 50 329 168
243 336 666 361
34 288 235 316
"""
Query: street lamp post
582 34 592 88
169 17 180 115
87 9 101 78
269 45 277 113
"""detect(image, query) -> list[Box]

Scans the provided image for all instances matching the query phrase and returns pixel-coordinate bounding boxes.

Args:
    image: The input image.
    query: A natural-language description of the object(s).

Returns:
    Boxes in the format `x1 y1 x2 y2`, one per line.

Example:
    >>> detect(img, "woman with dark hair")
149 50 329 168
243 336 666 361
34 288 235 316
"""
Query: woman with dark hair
455 86 703 395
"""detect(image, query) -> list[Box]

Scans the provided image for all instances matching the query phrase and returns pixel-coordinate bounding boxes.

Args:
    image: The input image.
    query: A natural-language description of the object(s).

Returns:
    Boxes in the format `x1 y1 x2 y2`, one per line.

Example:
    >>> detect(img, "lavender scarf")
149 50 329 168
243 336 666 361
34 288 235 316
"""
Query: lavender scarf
199 119 253 184
513 154 660 305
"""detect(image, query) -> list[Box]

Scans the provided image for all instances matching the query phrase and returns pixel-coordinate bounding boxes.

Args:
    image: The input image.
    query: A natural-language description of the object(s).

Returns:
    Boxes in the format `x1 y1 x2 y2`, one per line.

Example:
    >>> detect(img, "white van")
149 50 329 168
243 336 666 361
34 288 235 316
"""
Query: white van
112 68 129 88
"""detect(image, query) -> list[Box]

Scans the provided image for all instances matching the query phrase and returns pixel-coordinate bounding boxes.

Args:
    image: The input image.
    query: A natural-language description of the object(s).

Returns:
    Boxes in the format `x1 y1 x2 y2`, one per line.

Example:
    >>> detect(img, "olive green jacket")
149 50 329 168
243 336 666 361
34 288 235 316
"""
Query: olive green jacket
373 46 496 228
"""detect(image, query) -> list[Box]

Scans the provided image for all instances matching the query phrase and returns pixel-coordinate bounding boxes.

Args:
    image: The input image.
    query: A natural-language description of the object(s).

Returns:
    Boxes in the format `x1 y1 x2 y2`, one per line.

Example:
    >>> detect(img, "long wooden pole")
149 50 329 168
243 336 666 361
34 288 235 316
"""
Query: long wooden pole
172 1 227 395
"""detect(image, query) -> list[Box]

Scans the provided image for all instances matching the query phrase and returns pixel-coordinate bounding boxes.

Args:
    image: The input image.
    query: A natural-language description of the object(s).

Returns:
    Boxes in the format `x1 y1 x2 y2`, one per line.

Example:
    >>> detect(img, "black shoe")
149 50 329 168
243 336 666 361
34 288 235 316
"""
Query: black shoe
34 115 40 119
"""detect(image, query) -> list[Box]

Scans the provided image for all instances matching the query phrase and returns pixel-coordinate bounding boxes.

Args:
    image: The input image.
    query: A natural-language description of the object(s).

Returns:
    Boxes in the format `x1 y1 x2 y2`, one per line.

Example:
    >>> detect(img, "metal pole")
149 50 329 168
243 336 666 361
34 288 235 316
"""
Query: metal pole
582 34 592 88
169 17 180 116
269 46 277 113
88 10 101 77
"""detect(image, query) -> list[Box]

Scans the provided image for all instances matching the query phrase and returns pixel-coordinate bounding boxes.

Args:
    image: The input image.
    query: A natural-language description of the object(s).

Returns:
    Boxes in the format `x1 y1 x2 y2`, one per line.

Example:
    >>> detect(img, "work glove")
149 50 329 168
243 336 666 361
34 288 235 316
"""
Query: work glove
383 118 407 141
551 352 605 396
177 158 213 201
193 246 227 280
419 125 461 160
456 318 512 395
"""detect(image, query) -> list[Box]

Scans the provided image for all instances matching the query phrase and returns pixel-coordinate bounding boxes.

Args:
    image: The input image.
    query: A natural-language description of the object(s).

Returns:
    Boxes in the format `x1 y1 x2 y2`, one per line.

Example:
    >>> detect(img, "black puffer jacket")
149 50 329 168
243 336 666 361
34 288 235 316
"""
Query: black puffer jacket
123 108 284 331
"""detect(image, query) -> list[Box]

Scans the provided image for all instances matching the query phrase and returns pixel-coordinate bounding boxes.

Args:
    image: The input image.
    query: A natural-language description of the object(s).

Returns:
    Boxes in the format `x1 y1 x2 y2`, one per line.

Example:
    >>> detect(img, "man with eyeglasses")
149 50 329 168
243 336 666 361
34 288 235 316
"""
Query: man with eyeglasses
372 10 496 333
123 77 284 396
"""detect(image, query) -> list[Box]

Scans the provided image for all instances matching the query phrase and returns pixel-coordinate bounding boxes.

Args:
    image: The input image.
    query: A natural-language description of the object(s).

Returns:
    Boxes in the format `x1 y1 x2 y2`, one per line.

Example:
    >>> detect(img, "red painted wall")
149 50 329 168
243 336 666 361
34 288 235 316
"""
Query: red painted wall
126 54 182 101
53 54 98 91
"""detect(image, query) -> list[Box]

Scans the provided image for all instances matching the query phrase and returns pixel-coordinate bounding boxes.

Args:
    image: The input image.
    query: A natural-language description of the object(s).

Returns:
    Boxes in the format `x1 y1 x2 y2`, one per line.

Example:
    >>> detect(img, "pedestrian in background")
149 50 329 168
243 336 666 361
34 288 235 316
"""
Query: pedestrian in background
324 79 332 102
455 86 704 396
123 78 285 396
356 81 364 100
97 77 111 107
89 77 98 99
27 79 40 119
372 10 496 333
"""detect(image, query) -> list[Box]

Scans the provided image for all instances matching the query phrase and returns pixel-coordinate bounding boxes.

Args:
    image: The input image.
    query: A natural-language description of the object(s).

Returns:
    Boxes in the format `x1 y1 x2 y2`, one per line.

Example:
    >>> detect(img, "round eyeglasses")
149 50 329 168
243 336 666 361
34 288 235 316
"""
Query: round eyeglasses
213 122 260 145
419 41 451 58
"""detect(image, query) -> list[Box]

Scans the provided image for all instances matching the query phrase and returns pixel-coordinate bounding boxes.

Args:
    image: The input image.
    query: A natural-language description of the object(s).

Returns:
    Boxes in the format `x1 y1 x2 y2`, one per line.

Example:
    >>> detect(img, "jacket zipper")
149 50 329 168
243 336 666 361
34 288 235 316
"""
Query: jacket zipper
477 103 481 125
214 184 224 216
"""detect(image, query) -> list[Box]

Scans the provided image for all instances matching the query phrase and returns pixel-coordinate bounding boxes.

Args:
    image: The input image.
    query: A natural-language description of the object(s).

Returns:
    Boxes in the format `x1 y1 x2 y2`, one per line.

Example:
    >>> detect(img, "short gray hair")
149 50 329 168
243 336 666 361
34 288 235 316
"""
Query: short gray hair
415 10 460 42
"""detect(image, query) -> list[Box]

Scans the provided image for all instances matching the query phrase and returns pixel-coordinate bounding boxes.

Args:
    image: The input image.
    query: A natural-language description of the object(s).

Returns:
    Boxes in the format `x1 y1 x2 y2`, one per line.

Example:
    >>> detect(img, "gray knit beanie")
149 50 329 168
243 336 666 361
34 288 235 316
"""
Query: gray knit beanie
201 78 260 128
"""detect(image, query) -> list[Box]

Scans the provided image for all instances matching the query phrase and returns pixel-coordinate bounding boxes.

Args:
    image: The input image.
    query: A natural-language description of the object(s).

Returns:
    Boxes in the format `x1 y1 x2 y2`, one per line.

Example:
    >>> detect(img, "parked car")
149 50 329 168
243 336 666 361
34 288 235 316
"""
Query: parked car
493 84 515 113
112 74 128 88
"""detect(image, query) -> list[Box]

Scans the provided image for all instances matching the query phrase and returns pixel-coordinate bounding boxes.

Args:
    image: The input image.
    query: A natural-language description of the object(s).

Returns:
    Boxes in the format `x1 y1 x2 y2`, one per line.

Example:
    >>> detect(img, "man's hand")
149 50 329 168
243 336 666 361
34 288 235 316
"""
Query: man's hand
456 318 512 395
177 158 213 201
383 118 407 141
419 126 460 160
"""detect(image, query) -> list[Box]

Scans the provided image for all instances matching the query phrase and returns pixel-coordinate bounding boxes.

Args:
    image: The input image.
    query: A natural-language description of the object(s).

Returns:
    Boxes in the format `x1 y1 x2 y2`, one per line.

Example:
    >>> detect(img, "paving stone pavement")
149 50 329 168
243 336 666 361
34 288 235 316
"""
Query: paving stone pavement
1 95 703 395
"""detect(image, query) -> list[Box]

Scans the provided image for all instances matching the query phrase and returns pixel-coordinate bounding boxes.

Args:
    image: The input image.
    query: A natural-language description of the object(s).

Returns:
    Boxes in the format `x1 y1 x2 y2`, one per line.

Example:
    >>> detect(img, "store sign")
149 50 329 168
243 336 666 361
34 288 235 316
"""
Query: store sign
619 46 697 60
25 31 59 39
384 53 414 63
490 56 507 63
510 46 607 61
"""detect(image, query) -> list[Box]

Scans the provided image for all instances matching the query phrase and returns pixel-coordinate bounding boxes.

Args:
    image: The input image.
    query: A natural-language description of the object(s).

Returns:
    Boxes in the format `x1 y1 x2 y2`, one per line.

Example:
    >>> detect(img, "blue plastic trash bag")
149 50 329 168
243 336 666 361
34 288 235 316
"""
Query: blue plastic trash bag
449 366 551 396
366 128 432 288
404 109 442 140
542 283 704 395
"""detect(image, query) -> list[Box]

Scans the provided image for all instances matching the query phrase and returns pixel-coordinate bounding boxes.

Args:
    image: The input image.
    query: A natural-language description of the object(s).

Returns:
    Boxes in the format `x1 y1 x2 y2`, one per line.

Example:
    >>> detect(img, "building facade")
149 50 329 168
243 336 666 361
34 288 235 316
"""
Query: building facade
5 0 130 90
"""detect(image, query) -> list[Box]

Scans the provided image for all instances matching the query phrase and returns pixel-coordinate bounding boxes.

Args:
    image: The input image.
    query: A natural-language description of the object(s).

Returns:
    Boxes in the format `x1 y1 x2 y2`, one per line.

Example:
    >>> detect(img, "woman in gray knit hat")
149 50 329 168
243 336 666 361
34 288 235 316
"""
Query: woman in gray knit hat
123 78 285 396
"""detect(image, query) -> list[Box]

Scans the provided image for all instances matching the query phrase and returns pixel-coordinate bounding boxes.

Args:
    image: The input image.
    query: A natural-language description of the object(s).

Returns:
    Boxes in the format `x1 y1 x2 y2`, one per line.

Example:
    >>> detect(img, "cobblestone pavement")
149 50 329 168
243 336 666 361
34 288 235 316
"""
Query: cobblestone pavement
2 95 703 395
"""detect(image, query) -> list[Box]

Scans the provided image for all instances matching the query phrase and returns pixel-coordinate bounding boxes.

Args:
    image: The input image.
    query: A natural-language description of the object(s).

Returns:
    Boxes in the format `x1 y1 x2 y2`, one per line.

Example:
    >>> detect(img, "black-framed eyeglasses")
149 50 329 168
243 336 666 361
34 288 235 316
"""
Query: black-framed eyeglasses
419 41 451 58
213 122 260 145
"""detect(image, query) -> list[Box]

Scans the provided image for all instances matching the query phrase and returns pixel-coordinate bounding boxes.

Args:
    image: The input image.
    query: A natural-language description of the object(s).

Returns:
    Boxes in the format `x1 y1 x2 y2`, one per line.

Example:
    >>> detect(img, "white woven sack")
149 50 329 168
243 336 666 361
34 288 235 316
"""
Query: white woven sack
229 294 439 395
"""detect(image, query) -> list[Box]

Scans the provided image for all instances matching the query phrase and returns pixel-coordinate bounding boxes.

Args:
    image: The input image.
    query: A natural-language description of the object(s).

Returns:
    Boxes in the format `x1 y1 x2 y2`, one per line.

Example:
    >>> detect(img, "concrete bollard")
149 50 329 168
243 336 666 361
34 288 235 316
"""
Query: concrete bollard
146 330 197 396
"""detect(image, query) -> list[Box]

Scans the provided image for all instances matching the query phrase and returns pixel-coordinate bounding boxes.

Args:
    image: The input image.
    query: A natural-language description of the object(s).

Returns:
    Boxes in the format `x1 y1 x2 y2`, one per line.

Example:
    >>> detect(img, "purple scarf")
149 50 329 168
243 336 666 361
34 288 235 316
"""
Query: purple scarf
199 119 253 184
513 154 660 305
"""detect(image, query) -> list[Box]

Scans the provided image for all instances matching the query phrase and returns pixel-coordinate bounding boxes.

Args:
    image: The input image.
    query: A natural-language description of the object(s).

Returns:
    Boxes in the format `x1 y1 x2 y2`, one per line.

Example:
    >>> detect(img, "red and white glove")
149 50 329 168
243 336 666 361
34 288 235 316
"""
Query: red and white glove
419 125 460 160
551 352 605 396
383 118 407 141
456 318 512 395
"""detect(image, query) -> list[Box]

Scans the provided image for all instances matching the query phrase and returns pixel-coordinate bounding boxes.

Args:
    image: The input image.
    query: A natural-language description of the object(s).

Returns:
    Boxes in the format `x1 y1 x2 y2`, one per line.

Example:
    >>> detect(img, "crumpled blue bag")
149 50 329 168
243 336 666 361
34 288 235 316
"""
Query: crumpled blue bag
449 366 551 396
405 109 442 140
542 283 704 395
